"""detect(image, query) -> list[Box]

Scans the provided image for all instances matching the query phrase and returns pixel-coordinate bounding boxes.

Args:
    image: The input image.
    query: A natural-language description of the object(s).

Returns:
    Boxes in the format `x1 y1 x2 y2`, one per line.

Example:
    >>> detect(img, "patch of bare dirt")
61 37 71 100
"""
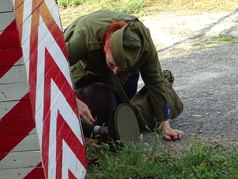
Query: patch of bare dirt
140 9 238 148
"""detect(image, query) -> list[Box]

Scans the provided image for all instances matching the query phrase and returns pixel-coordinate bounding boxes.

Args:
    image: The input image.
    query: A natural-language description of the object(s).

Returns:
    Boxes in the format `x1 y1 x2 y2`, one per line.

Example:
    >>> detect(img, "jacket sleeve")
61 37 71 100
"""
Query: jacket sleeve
64 24 88 87
140 36 168 122
64 25 87 66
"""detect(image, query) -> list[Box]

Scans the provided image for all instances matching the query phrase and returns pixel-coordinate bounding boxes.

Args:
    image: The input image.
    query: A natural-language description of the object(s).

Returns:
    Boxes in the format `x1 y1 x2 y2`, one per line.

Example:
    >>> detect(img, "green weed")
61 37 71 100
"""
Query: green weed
58 0 84 7
86 137 238 178
59 0 238 27
59 0 238 12
145 0 238 13
192 35 238 50
101 0 145 14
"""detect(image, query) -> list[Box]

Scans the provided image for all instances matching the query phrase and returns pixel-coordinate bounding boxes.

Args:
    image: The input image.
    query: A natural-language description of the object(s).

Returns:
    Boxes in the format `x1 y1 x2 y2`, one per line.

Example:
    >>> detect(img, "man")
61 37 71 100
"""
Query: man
64 10 184 141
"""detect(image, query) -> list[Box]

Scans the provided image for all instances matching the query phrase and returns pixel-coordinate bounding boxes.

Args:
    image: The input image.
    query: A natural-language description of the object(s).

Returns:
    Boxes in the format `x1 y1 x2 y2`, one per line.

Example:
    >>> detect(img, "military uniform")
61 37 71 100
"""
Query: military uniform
64 10 182 131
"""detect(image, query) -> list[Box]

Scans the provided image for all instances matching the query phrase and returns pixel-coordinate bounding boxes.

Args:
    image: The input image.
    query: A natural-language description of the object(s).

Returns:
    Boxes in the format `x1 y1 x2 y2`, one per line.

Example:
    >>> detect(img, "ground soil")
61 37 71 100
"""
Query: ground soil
139 9 238 149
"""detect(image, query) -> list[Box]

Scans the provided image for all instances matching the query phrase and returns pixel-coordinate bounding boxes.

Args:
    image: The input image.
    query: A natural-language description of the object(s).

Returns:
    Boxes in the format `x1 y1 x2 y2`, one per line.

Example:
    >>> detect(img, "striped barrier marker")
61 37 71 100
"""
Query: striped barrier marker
0 0 87 178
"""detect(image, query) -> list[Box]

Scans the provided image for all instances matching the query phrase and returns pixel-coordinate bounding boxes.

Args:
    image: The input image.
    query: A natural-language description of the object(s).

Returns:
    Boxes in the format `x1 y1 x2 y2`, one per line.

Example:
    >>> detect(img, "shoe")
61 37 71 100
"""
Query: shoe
113 103 140 143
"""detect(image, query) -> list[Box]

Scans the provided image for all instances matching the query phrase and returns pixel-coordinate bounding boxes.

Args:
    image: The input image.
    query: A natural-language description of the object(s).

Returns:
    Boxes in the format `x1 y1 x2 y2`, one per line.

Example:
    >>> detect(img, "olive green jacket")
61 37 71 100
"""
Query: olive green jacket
64 10 168 122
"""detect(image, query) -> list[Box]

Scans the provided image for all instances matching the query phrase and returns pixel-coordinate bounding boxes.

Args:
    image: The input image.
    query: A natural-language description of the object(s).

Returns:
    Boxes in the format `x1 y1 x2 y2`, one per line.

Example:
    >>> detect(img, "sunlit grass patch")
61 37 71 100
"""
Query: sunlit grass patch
192 35 238 50
59 0 238 27
86 136 238 178
101 0 145 14
59 0 145 28
144 0 238 14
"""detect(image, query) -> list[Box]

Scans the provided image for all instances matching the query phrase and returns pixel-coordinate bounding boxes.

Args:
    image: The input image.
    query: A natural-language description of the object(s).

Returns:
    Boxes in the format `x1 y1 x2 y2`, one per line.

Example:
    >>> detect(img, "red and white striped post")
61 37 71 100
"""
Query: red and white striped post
0 0 87 178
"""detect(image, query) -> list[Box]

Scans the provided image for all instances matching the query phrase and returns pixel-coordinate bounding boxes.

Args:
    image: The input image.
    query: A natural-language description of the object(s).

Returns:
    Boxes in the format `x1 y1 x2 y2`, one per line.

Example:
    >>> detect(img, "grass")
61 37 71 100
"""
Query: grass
101 0 145 14
146 0 238 14
192 35 238 50
59 0 238 28
58 0 238 12
86 136 238 178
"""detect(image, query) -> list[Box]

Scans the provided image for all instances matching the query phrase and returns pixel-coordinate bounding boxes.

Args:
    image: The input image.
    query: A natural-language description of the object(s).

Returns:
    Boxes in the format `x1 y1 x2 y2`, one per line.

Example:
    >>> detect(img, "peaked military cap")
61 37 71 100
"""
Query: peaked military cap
110 22 142 70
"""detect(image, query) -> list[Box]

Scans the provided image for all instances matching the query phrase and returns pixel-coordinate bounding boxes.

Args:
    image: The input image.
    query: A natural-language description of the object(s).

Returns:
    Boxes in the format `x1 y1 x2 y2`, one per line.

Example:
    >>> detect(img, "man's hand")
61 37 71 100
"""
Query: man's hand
76 97 95 125
160 121 184 141
98 126 108 137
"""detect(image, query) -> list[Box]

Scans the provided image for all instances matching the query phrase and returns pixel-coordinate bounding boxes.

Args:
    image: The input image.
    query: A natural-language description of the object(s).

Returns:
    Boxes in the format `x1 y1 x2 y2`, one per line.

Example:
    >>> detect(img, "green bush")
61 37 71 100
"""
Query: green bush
58 0 145 13
102 0 145 14
58 0 85 7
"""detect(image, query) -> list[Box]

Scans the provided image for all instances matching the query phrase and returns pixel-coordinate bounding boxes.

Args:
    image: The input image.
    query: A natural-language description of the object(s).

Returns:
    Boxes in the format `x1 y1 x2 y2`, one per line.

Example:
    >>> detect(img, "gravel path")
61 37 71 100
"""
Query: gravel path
140 9 238 148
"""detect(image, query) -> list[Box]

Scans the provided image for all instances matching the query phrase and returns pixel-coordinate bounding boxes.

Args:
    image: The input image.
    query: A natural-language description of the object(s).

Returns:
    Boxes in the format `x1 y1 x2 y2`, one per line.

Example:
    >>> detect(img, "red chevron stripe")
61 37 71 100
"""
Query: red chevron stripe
27 1 86 177
0 48 22 67
0 93 34 160
56 113 87 179
0 31 21 49
0 20 21 49
68 170 77 179
0 20 22 78
41 48 79 176
24 162 45 179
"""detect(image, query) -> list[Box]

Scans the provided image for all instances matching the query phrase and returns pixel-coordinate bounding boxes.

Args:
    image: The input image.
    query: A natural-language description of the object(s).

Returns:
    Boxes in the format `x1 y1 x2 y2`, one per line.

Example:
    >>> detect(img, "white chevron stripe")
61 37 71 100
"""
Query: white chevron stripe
48 81 85 179
35 15 72 146
62 141 86 178
0 129 41 179
34 17 72 145
0 1 41 178
34 4 86 178
44 0 62 28
0 0 14 12
0 65 27 84
21 0 32 80
0 12 15 31
0 61 28 119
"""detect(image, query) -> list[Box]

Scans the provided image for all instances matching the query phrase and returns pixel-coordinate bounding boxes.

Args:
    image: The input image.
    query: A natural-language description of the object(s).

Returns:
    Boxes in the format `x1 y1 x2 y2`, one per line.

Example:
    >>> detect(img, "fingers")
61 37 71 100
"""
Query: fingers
80 113 95 125
75 98 96 125
163 134 172 141
174 129 184 140
170 129 184 140
98 126 108 137
162 128 184 141
160 121 184 141
86 111 95 123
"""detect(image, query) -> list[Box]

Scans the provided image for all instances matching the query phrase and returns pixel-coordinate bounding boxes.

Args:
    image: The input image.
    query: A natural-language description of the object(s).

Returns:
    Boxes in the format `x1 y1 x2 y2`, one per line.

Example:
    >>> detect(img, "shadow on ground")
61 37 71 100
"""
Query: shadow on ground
139 9 238 149
160 42 238 149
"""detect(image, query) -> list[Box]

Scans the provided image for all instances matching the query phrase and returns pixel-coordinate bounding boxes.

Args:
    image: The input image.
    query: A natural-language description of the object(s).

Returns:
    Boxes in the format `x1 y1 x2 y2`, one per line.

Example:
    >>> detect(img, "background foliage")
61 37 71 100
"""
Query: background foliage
58 0 238 12
58 0 238 27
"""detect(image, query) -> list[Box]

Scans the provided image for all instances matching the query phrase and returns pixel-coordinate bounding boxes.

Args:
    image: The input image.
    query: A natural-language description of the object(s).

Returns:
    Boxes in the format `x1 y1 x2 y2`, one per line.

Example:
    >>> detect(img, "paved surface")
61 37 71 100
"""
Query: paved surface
140 9 238 148
162 44 238 148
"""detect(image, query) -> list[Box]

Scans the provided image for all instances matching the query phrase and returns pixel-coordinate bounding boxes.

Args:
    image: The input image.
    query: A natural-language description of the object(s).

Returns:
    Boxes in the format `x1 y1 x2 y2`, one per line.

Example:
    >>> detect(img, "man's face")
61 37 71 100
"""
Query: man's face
105 52 120 75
